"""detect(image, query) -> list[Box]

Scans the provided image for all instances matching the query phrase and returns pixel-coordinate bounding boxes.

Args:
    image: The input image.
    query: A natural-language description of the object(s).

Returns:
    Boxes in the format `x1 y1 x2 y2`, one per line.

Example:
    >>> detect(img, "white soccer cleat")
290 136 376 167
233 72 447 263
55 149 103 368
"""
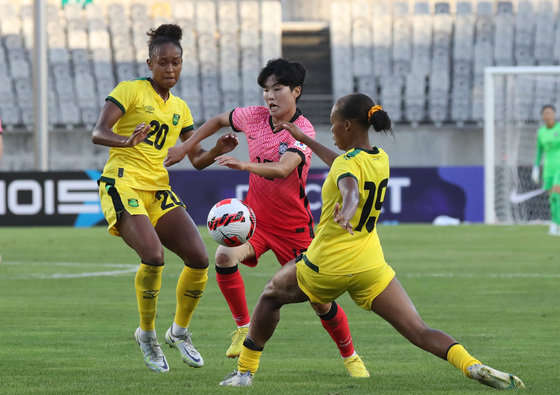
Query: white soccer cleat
468 363 525 390
219 370 253 387
164 327 204 368
549 223 560 236
134 328 169 373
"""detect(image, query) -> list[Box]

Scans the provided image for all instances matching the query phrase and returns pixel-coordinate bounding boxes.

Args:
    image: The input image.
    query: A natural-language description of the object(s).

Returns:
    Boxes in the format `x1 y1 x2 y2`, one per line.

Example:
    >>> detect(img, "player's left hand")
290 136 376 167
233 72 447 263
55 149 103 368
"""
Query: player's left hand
215 155 245 170
216 133 239 155
531 166 540 184
333 202 354 235
164 145 186 167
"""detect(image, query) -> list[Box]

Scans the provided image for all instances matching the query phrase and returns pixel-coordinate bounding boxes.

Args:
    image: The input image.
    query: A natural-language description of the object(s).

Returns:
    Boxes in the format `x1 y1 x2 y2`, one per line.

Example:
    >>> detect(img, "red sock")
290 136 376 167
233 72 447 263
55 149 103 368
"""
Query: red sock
216 265 250 326
319 302 354 358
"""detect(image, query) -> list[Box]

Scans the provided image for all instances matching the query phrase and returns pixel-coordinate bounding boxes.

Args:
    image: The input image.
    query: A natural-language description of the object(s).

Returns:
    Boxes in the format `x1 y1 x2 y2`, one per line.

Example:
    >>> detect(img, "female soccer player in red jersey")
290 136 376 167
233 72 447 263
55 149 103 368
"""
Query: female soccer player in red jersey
92 24 237 373
166 58 368 377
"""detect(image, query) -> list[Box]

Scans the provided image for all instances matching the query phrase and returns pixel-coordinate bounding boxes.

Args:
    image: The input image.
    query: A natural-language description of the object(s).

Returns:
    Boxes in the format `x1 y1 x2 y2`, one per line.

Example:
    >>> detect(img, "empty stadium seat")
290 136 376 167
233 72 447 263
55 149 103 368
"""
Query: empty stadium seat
380 74 404 122
494 1 514 66
534 0 556 65
410 1 432 77
218 0 239 34
515 0 535 65
261 0 282 62
404 73 426 126
0 103 21 127
330 1 353 98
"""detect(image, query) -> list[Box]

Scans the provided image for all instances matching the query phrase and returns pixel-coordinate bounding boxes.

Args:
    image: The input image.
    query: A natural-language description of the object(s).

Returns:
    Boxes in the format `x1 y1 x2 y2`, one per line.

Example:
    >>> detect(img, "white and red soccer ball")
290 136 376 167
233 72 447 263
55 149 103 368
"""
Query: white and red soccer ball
207 198 256 247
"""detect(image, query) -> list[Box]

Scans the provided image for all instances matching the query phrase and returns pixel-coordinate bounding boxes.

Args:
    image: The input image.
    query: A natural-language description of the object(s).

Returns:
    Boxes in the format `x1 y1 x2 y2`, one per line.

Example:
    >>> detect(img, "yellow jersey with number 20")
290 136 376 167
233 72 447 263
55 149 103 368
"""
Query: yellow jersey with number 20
101 78 194 190
303 147 390 276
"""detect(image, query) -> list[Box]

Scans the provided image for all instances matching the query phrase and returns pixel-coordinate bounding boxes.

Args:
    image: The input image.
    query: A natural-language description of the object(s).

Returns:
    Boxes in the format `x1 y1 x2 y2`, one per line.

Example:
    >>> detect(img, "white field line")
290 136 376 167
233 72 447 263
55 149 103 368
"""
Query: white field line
3 261 559 280
2 261 138 279
243 272 560 279
4 261 136 268
401 272 560 279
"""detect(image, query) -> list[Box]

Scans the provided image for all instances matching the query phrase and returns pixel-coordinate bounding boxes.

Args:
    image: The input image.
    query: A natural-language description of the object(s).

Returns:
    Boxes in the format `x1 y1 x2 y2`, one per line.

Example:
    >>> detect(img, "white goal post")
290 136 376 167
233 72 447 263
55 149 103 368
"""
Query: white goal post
484 66 560 224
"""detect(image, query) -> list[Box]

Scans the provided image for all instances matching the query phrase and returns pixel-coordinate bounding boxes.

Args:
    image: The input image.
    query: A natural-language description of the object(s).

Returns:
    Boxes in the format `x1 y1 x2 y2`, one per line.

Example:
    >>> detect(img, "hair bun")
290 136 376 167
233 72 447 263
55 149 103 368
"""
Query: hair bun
153 24 182 41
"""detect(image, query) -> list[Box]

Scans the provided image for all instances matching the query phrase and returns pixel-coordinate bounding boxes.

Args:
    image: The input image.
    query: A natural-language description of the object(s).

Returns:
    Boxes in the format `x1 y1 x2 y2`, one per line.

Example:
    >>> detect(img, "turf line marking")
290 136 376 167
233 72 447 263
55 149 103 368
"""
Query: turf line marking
1 261 138 280
402 273 560 279
4 261 136 268
34 268 138 279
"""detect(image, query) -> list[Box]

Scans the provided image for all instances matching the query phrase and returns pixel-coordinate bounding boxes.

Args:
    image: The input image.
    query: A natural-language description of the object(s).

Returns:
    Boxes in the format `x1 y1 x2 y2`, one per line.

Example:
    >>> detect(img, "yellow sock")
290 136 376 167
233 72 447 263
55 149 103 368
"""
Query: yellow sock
238 345 262 374
135 263 164 331
174 266 208 328
447 343 481 377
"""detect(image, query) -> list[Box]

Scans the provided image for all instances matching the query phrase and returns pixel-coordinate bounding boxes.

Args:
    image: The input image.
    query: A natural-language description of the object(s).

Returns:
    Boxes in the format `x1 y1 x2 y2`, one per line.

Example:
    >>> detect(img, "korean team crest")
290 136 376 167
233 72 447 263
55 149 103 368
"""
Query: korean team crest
172 113 180 125
279 142 288 155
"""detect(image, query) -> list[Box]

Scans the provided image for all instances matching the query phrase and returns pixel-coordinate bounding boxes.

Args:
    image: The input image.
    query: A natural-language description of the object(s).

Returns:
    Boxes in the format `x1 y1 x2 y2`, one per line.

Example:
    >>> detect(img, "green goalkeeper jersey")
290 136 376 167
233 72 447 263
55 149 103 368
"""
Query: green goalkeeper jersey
535 122 560 180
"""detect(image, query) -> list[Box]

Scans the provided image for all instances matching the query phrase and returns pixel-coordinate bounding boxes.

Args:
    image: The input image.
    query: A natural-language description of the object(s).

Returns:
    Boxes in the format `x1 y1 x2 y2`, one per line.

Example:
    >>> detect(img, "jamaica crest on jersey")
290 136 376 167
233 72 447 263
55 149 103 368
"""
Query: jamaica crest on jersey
279 142 288 155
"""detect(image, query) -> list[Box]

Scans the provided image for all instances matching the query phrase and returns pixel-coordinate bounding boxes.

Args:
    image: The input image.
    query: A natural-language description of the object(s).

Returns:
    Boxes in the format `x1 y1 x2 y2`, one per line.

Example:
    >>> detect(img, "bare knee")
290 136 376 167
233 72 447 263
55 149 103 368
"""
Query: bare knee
215 250 236 268
261 271 307 306
311 302 331 315
215 243 253 268
185 250 209 269
140 247 165 266
261 278 283 300
404 319 433 345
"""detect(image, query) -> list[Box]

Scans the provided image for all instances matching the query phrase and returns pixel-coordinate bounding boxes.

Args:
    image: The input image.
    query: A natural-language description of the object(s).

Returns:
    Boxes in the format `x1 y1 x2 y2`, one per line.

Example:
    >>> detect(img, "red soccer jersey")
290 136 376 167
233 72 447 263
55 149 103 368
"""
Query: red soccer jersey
230 106 315 237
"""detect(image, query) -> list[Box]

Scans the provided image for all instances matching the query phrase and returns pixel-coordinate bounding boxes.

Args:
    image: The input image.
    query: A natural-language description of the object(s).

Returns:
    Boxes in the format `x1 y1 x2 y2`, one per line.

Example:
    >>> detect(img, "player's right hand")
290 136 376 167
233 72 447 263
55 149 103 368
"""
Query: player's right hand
531 166 540 184
274 121 306 142
126 122 150 147
216 133 239 155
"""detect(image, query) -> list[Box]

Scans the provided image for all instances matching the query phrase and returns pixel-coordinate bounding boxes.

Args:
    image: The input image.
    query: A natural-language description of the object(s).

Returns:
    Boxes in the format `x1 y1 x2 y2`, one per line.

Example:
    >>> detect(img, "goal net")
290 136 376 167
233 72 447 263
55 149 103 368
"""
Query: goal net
484 66 560 224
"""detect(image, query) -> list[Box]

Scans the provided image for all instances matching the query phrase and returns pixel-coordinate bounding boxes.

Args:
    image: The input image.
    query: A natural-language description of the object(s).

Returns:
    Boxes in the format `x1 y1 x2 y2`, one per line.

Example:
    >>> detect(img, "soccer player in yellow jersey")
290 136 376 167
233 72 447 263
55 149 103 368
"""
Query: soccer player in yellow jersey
92 24 238 373
220 93 525 390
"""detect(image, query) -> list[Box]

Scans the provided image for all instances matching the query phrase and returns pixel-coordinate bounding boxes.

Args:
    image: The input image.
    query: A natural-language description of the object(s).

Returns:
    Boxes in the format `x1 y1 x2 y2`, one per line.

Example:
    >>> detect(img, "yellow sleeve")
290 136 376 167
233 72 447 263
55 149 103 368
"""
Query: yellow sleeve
332 155 358 188
106 81 138 114
180 100 194 131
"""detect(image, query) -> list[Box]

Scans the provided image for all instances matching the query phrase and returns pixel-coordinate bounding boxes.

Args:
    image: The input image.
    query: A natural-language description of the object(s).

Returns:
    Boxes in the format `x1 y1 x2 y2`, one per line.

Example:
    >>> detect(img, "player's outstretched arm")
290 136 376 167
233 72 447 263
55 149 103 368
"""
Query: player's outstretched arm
181 131 239 170
165 111 231 167
215 150 301 179
276 121 338 167
92 101 150 147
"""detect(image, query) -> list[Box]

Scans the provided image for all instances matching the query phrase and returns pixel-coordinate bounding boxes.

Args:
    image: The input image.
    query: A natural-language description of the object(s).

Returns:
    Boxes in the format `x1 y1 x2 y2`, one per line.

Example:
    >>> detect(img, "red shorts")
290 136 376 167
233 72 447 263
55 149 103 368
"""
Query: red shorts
242 222 313 267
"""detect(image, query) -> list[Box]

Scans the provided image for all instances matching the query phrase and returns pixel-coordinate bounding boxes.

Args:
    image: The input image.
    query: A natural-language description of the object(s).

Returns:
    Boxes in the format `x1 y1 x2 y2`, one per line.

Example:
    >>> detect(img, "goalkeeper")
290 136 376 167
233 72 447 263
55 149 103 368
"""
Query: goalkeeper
532 104 560 236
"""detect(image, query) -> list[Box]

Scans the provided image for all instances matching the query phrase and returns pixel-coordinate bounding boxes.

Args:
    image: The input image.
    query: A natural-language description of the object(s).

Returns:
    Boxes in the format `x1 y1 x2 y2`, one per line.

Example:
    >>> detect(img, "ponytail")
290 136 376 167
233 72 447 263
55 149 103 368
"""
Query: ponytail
367 105 392 133
336 93 392 134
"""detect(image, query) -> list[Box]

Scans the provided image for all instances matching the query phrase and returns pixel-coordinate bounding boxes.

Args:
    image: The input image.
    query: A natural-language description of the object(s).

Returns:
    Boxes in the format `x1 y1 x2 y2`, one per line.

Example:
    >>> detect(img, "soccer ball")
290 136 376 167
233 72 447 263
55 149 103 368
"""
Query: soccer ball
207 198 256 247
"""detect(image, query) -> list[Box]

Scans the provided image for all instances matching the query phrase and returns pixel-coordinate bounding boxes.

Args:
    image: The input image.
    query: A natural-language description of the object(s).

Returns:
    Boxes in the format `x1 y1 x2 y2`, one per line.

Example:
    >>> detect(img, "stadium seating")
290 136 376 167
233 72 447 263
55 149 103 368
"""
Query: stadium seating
0 0 283 129
5 0 560 130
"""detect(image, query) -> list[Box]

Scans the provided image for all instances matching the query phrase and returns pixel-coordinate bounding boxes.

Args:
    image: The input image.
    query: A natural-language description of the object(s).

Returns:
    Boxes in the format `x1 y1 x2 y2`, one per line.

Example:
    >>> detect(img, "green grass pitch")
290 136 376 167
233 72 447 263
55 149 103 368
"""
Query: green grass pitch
0 224 558 394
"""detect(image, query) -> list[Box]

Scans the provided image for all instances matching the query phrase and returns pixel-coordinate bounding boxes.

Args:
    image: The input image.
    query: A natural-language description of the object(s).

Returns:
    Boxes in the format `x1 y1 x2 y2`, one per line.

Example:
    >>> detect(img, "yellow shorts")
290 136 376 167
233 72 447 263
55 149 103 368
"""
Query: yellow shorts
296 257 395 310
98 176 185 237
